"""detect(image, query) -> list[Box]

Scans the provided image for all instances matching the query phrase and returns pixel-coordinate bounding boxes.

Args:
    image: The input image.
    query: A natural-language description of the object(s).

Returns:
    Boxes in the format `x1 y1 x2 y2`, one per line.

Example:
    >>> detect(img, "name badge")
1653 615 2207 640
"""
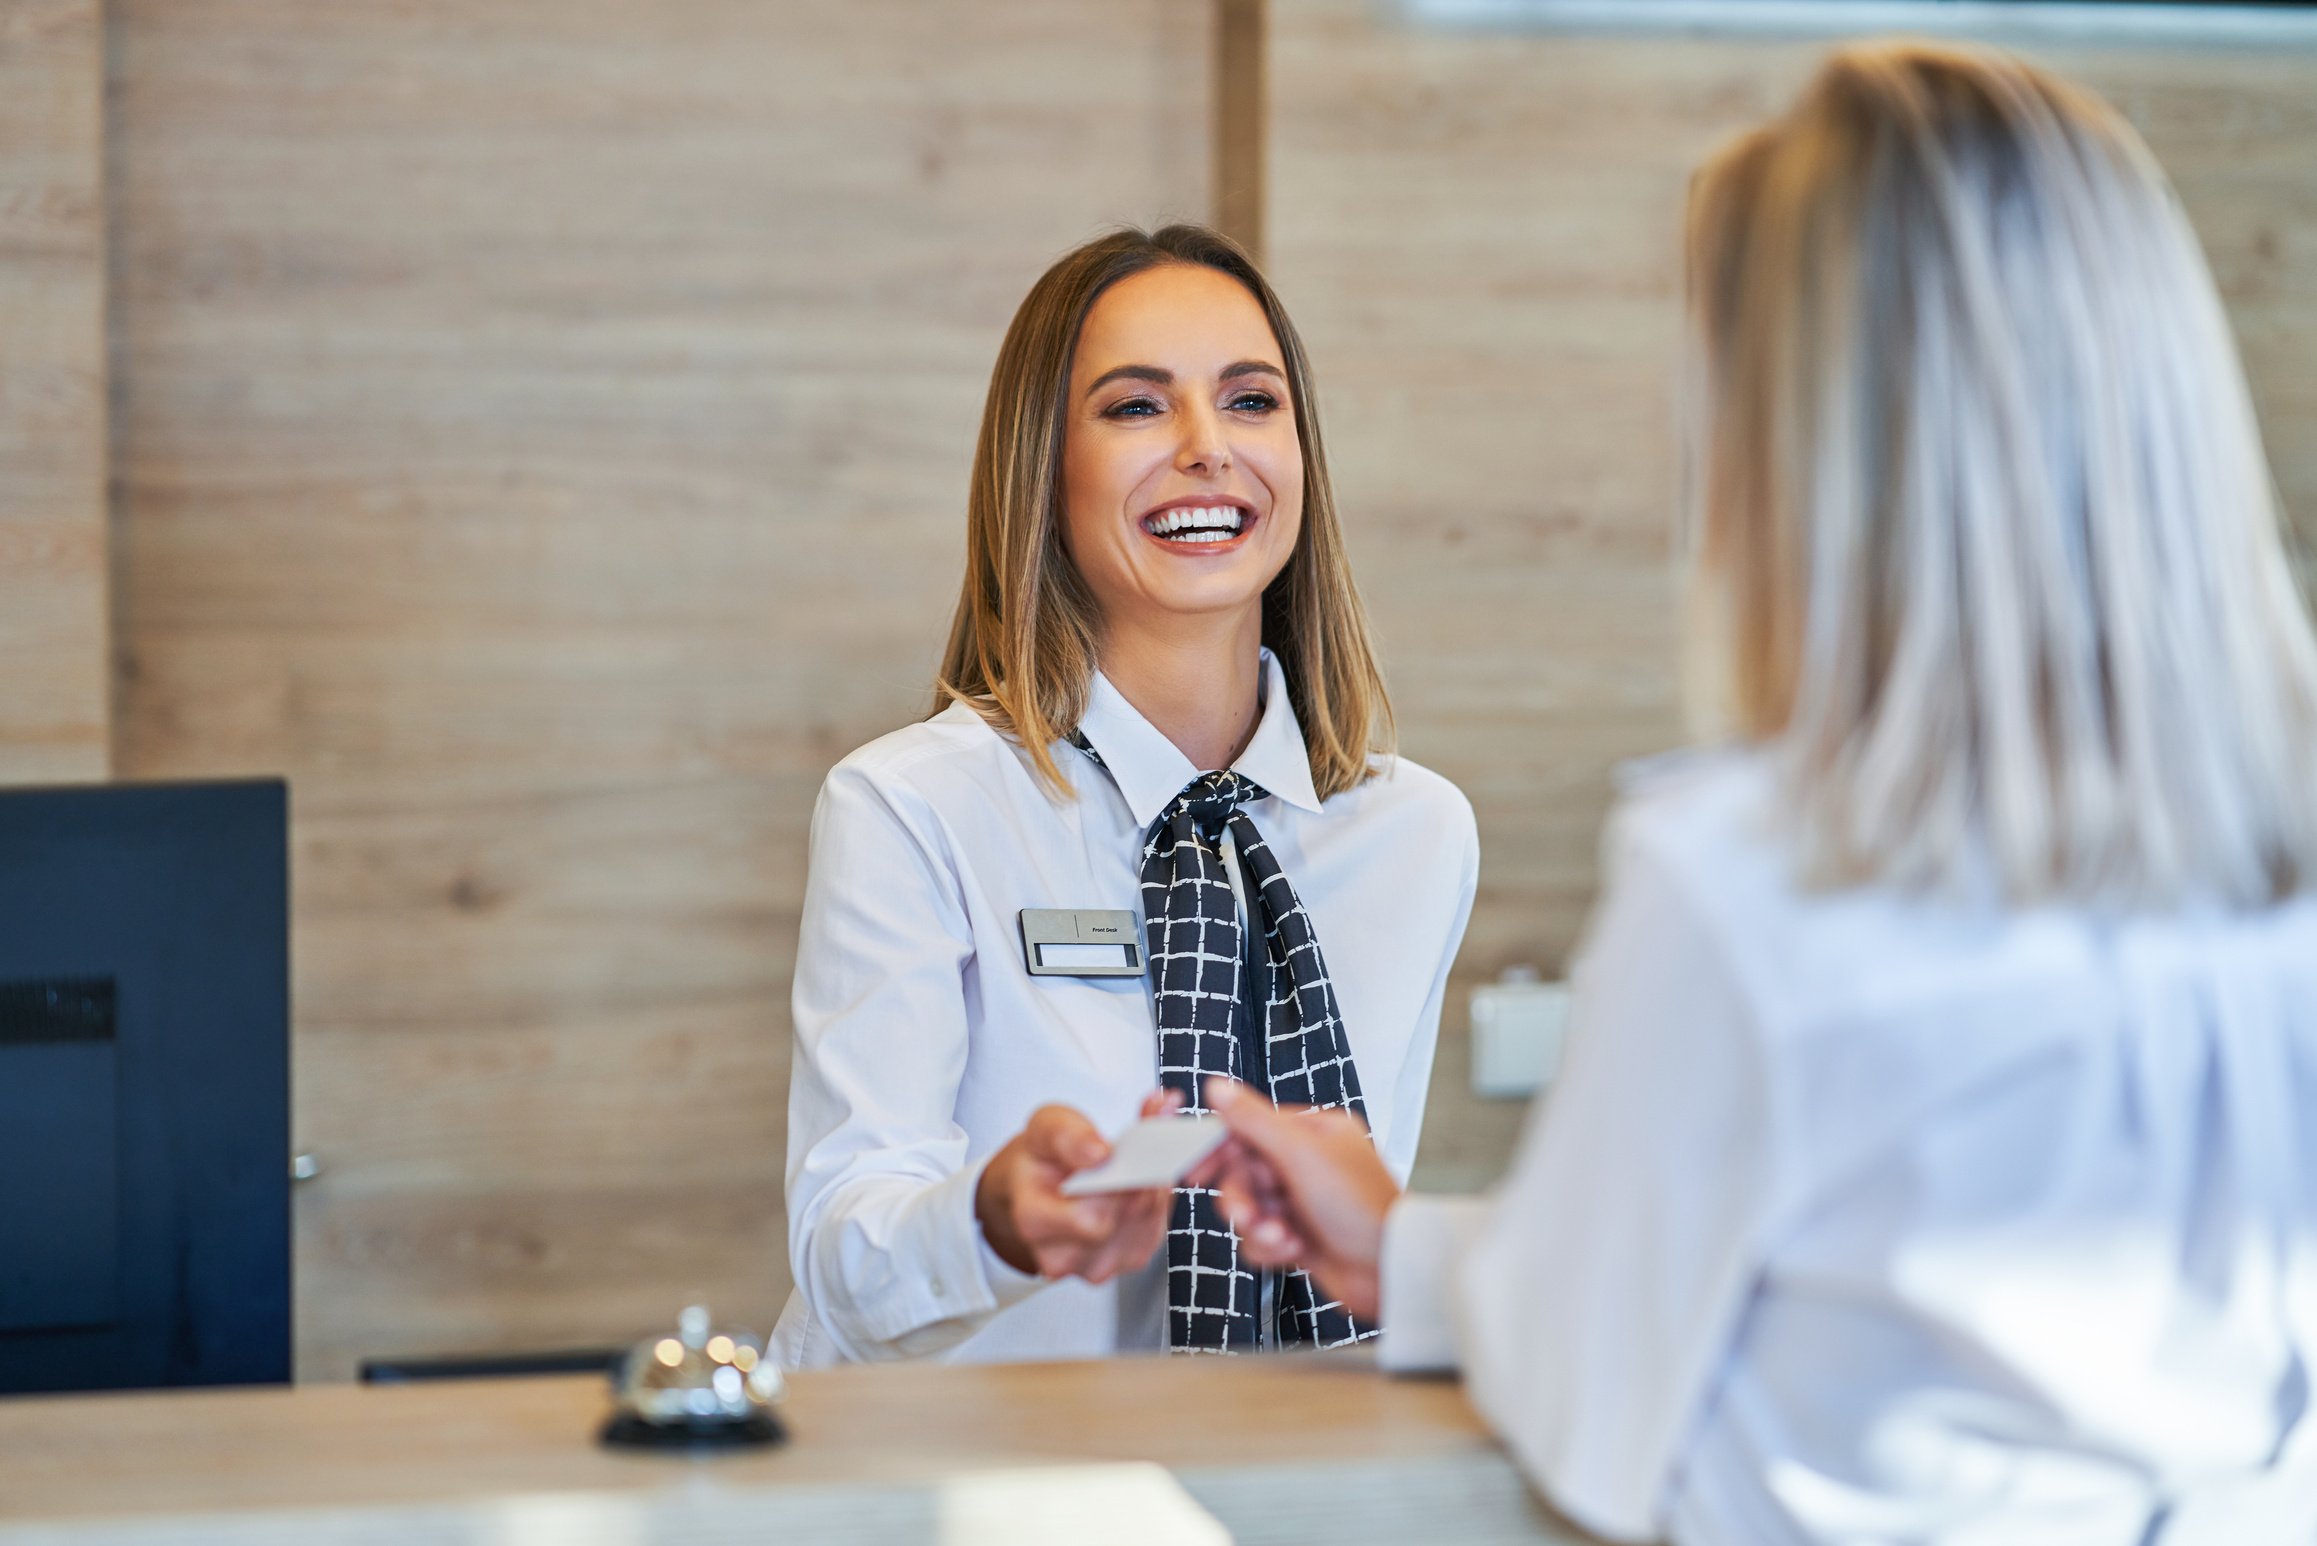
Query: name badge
1019 909 1145 978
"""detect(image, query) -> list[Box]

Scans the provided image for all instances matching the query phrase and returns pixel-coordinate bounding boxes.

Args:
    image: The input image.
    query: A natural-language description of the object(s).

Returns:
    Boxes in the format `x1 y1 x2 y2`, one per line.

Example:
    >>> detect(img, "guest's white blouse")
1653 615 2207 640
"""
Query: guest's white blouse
1384 752 2317 1546
777 651 1478 1367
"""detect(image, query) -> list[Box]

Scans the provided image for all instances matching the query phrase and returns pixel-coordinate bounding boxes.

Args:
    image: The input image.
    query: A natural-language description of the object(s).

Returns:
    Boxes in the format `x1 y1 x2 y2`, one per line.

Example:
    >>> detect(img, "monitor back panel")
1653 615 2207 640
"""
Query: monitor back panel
0 781 290 1392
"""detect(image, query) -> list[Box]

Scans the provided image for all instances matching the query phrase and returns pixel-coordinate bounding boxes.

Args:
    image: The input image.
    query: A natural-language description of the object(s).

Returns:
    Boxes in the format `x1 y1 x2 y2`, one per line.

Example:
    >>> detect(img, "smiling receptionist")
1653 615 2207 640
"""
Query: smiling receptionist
772 225 1478 1366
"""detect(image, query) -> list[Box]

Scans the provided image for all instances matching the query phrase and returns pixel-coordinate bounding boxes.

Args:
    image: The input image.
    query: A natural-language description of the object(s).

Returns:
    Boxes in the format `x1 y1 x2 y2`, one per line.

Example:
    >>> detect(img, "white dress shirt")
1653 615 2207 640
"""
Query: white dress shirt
1382 751 2317 1546
776 650 1478 1367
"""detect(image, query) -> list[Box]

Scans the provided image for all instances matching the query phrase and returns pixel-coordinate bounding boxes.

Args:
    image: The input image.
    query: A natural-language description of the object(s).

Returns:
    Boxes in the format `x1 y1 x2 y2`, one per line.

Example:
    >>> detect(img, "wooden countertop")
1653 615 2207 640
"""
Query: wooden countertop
0 1354 1604 1544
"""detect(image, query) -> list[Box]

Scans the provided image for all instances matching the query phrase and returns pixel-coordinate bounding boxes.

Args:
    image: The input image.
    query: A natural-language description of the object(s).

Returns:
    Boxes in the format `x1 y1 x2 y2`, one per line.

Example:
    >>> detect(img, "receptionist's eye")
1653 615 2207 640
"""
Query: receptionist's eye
1103 395 1164 419
1227 390 1280 414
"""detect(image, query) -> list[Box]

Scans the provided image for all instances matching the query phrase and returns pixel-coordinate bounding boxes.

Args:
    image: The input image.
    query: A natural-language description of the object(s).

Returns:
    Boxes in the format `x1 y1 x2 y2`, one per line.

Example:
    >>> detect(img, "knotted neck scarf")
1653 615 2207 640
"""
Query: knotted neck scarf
1073 737 1376 1353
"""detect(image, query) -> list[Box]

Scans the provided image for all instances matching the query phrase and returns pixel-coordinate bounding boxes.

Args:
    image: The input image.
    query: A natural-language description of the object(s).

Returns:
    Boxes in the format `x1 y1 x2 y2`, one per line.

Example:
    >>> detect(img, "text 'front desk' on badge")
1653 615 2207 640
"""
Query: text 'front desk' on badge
1018 910 1145 978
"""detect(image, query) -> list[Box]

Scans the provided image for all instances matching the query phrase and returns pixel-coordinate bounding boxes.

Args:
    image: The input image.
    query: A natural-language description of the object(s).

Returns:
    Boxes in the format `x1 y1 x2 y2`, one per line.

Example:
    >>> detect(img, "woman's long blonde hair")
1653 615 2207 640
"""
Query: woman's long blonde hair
937 224 1393 802
1684 41 2317 908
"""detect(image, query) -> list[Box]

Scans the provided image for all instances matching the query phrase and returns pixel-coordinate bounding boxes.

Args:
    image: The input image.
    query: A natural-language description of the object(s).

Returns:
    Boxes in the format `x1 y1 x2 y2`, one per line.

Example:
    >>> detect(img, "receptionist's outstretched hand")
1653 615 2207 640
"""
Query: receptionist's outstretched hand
1193 1078 1401 1322
974 1089 1179 1284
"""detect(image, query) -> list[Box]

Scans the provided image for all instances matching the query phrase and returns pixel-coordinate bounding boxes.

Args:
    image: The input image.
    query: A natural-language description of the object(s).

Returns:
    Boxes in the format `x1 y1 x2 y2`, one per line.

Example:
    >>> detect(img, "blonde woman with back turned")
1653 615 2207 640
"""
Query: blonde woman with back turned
1190 43 2317 1545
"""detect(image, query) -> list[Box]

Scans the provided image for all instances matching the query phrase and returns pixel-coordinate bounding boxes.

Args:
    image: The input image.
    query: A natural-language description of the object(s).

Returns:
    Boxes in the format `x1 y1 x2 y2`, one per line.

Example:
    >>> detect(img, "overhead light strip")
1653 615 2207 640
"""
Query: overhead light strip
1402 1 2317 47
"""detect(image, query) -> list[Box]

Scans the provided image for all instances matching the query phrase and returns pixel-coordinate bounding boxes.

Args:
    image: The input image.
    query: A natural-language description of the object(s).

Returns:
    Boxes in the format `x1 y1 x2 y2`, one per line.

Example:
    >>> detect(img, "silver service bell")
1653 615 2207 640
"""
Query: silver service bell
600 1304 787 1449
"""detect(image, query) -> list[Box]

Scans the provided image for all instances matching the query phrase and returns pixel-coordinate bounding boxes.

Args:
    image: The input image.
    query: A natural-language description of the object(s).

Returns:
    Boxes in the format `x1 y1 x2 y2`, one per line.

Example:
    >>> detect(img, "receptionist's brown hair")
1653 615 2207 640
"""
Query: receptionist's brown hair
935 223 1394 803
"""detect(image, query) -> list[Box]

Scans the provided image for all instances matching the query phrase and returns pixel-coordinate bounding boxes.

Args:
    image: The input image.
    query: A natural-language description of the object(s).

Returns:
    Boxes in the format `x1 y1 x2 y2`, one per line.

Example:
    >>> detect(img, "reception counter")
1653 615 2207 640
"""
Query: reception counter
0 1354 1603 1544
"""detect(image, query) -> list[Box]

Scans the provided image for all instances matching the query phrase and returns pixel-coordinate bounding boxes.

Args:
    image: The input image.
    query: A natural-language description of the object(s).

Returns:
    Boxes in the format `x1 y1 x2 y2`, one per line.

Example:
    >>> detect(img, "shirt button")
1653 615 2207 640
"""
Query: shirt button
930 1276 945 1298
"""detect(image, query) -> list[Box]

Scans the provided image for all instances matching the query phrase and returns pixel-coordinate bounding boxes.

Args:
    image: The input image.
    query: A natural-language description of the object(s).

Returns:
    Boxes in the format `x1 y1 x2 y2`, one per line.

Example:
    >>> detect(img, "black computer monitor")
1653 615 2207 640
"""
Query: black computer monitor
0 780 290 1392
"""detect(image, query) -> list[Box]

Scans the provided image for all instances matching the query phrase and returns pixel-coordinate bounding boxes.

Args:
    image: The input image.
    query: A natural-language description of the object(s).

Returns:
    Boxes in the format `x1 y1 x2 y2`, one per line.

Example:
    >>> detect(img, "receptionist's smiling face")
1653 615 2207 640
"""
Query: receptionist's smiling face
1061 263 1304 639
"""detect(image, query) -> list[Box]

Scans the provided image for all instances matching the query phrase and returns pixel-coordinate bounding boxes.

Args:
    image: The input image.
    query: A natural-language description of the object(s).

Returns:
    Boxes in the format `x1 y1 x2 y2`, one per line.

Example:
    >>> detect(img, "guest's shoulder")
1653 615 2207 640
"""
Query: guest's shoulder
1598 748 2067 1051
1606 747 1779 877
1592 748 1813 1029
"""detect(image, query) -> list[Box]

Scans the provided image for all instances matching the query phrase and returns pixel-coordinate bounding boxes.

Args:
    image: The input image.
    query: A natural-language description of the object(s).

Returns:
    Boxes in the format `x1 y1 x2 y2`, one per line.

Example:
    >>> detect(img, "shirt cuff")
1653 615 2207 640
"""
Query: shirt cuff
855 1158 1038 1345
1378 1193 1489 1374
949 1154 1045 1314
972 1177 1048 1311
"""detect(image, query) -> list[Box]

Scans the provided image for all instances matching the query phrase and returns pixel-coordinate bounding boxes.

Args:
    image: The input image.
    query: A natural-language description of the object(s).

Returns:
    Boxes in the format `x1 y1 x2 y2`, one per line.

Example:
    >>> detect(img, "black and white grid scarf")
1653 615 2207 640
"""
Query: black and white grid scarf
1075 738 1376 1353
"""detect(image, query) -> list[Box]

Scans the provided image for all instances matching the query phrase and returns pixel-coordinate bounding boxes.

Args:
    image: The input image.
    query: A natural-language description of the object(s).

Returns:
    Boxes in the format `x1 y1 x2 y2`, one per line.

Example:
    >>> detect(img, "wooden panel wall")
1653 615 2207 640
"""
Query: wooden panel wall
85 0 2317 1371
1265 7 2317 1188
108 0 1209 1379
0 0 107 783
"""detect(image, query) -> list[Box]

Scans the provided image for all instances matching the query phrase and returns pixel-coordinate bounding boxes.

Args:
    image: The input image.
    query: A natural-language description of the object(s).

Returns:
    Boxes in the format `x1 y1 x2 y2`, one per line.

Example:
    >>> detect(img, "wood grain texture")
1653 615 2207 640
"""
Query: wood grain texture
0 1356 1490 1522
1264 9 2317 1188
107 0 1211 1379
0 1354 1607 1543
0 0 107 782
97 0 2317 1374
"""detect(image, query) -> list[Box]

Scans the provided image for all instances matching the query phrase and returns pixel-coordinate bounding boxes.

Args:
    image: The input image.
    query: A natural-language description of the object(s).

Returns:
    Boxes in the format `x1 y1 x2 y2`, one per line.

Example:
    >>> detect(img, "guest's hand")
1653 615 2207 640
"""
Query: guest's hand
1190 1077 1400 1321
975 1089 1180 1283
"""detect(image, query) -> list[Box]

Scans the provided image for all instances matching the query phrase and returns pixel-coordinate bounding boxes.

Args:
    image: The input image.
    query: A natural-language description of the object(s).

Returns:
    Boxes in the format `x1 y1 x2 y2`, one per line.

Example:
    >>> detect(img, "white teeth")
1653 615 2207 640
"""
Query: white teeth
1148 505 1247 540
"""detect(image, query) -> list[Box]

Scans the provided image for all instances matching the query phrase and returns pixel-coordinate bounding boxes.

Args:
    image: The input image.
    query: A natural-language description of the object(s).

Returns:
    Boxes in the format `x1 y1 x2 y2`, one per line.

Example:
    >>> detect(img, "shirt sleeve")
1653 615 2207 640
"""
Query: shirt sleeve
1379 789 1481 1184
782 761 1045 1364
1416 810 1785 1543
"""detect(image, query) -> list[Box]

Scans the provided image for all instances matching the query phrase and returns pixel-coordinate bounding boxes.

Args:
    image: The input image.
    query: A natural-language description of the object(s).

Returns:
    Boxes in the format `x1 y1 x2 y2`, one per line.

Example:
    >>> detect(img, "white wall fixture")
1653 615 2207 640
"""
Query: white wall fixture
1403 1 2317 47
1470 967 1571 1100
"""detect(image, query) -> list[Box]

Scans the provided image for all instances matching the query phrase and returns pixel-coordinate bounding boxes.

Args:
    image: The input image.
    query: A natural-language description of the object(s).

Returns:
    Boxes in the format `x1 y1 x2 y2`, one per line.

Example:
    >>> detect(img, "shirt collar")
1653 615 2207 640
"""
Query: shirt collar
1074 648 1324 828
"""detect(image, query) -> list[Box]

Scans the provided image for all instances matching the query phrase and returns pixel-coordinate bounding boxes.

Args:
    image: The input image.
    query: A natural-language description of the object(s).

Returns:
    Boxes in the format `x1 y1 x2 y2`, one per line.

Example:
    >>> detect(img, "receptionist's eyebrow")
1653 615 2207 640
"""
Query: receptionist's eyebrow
1083 364 1172 398
1082 360 1286 398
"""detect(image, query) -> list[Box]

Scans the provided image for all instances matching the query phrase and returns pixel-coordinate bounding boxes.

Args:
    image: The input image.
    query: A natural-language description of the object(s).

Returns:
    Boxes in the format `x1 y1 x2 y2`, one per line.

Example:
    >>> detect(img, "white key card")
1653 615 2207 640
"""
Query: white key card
1059 1116 1225 1196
